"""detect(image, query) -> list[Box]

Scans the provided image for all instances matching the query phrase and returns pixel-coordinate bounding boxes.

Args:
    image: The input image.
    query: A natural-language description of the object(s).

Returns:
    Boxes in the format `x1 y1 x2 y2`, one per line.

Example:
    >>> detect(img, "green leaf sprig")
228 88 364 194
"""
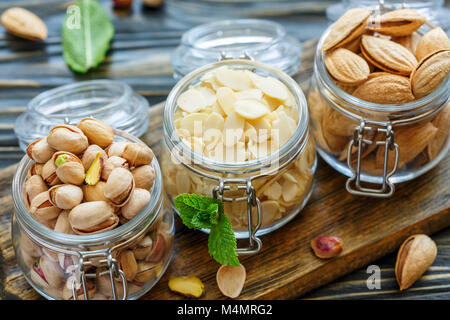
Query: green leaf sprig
62 0 114 73
174 194 240 267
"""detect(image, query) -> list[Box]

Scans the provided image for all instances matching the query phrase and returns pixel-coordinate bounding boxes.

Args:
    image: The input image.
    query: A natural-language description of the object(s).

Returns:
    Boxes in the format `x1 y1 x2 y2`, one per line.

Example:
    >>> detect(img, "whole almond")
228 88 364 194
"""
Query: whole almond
427 102 450 160
395 234 437 291
392 32 421 55
353 73 415 104
325 48 370 85
368 9 426 36
361 35 418 75
0 7 47 40
410 49 450 99
322 8 370 52
415 27 450 62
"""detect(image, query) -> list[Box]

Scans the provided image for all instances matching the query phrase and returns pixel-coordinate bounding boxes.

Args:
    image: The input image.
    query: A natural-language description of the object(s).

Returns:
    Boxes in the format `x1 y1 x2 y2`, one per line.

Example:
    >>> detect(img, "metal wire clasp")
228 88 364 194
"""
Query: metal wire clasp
213 178 262 255
346 120 399 198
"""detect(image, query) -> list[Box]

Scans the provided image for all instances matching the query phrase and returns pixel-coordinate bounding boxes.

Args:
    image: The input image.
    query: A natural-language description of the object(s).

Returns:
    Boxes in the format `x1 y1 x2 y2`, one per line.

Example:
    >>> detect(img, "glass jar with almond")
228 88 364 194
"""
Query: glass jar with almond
12 120 174 300
308 7 449 197
161 60 316 249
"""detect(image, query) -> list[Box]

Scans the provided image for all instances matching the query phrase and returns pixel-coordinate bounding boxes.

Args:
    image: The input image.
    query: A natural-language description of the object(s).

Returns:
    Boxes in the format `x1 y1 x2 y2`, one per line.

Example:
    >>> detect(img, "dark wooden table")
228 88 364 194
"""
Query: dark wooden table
0 0 449 300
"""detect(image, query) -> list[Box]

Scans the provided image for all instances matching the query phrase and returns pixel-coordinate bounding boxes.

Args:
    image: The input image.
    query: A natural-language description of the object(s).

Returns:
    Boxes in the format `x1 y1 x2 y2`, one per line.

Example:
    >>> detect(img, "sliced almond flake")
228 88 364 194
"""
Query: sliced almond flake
260 201 281 226
191 136 205 154
248 73 289 101
216 87 237 116
174 118 181 129
284 105 299 123
176 170 191 194
272 109 294 146
197 86 217 107
176 128 191 140
204 128 222 152
204 112 225 132
235 89 263 100
282 180 298 202
234 99 270 120
264 111 278 123
263 181 282 200
215 68 253 91
243 121 257 142
177 88 208 113
283 172 298 184
212 103 226 117
224 142 246 162
180 113 208 136
223 112 244 147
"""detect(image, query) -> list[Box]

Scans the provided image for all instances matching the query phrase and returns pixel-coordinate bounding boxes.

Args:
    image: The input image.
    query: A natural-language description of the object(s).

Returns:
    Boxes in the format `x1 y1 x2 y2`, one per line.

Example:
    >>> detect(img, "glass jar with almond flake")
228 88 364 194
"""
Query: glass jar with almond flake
308 7 449 197
161 60 316 250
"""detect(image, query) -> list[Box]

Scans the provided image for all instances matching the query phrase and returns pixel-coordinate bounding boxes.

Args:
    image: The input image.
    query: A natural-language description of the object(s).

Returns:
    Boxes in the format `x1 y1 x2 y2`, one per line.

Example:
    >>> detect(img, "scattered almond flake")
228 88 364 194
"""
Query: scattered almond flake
282 180 298 202
216 87 237 116
215 68 253 91
263 181 282 200
234 99 270 120
177 88 208 113
248 72 289 101
283 172 298 184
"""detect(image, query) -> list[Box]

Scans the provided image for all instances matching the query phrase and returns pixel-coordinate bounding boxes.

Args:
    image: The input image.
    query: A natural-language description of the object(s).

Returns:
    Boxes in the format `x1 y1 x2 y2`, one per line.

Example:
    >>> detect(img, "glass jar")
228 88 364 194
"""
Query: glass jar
171 19 302 80
308 23 449 198
14 80 149 152
11 130 174 300
161 60 316 254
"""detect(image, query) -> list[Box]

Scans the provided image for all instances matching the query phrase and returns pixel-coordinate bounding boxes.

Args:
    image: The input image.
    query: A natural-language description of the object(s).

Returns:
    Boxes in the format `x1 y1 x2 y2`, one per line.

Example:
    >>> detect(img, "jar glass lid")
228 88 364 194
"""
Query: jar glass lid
171 19 302 79
14 80 149 151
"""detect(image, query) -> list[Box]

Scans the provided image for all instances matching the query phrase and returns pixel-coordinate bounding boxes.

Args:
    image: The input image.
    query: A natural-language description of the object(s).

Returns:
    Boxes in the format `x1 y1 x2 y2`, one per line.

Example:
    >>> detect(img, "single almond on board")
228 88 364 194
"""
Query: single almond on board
216 265 246 299
415 27 450 62
0 7 47 40
428 102 450 160
410 50 450 99
395 234 437 291
368 9 426 36
324 48 370 85
322 8 370 52
361 35 418 75
168 276 204 298
353 73 415 104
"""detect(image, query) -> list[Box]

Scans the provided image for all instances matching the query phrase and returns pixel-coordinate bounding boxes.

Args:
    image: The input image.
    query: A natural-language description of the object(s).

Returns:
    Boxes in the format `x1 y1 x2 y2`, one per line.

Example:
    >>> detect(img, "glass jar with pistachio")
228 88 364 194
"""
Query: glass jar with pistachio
308 7 449 197
161 60 316 248
12 118 174 300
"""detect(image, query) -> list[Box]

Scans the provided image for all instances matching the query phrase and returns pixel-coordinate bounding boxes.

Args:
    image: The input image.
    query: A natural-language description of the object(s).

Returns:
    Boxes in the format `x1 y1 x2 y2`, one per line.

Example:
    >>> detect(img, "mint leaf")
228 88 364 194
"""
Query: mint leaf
208 214 240 267
62 0 114 73
174 194 222 229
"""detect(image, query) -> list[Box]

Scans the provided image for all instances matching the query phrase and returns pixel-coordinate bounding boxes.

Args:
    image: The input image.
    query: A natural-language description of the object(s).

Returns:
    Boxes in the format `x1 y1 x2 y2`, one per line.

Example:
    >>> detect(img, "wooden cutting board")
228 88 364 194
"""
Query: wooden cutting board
0 39 449 300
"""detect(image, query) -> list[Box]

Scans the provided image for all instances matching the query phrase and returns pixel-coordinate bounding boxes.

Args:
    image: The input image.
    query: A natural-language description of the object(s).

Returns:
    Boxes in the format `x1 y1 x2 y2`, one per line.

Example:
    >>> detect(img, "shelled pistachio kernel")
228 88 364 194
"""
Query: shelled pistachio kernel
174 66 298 162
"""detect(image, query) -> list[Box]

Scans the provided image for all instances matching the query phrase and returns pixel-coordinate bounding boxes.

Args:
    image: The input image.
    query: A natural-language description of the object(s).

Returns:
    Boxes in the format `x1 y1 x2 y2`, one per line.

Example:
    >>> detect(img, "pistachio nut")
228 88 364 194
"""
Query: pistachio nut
26 137 55 163
53 151 85 185
85 152 104 185
20 232 42 257
132 236 153 260
27 163 44 179
47 125 89 154
105 141 128 157
77 117 114 148
32 255 65 289
134 261 159 285
122 188 150 220
216 264 246 299
49 184 83 210
29 191 61 221
118 250 138 281
23 175 48 208
131 165 155 190
40 218 57 230
82 181 109 202
62 276 96 300
104 167 135 207
102 156 129 181
42 158 62 186
21 249 37 268
81 144 108 171
395 234 437 290
30 258 50 289
122 143 154 167
54 210 74 234
96 274 125 298
69 201 119 235
145 233 166 263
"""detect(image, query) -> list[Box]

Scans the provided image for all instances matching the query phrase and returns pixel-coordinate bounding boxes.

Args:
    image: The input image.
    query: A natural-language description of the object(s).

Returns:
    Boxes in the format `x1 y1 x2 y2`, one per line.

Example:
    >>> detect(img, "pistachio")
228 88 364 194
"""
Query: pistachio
62 276 96 300
96 274 125 299
53 151 85 185
132 236 153 260
49 184 83 210
134 261 159 284
69 201 118 235
122 188 151 220
27 163 44 179
118 250 138 281
131 164 155 190
30 258 50 289
368 9 426 37
324 48 370 85
33 255 65 289
41 159 62 186
102 156 129 181
216 265 246 299
24 175 48 208
145 233 166 262
415 27 450 62
122 143 154 167
77 118 114 148
54 210 74 234
26 138 55 163
29 191 61 222
168 276 204 298
104 167 135 207
395 234 437 290
81 144 108 171
85 152 104 185
82 181 109 202
105 141 128 157
20 232 42 257
47 125 89 154
311 236 344 259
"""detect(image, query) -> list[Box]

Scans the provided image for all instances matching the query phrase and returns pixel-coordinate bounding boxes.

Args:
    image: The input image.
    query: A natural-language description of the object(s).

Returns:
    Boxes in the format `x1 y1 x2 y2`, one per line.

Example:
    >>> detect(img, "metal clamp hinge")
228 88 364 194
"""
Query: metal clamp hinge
213 179 262 255
346 120 399 198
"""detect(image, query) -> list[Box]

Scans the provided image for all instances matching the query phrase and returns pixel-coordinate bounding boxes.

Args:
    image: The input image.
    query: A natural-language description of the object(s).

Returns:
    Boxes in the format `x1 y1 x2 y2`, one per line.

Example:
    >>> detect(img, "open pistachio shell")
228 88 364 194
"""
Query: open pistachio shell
134 261 159 284
81 144 108 171
27 163 44 179
105 141 128 157
39 255 65 289
49 184 83 210
47 125 89 154
29 191 61 222
122 143 154 167
26 137 55 163
24 175 48 208
69 201 118 235
216 264 246 299
131 165 155 190
132 236 153 260
53 151 85 185
118 250 138 281
102 156 129 181
122 188 150 220
77 117 114 148
54 210 74 234
42 159 62 186
145 233 166 263
104 167 135 207
82 181 109 202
